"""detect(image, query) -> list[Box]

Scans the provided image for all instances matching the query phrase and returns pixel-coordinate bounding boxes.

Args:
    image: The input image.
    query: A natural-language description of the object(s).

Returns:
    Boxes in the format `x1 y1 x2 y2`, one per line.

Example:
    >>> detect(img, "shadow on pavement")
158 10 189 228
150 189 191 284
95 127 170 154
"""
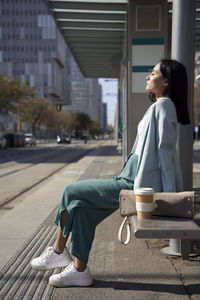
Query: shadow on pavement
0 145 121 165
93 279 200 295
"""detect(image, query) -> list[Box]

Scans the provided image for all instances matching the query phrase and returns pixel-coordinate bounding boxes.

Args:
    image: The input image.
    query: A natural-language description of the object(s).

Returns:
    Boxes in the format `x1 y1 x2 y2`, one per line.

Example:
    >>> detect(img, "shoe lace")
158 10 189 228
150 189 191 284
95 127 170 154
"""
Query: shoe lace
62 262 74 274
40 247 53 259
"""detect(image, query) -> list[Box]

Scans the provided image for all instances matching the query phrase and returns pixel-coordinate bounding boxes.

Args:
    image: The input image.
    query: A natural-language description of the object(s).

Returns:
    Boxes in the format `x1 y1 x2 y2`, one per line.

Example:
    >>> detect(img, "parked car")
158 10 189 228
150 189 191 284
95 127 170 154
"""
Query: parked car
15 133 25 147
3 133 15 147
0 135 7 149
57 134 71 144
25 133 36 146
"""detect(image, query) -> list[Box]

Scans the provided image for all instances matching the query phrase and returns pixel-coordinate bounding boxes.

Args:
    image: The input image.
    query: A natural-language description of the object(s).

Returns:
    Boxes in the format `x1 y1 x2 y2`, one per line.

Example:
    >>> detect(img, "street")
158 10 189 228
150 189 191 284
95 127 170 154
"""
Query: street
0 140 102 209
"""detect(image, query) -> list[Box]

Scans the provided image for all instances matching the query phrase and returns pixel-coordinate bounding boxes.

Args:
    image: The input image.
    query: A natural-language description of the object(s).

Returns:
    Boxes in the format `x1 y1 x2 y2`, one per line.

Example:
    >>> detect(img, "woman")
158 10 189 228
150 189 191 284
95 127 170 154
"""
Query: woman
31 59 190 287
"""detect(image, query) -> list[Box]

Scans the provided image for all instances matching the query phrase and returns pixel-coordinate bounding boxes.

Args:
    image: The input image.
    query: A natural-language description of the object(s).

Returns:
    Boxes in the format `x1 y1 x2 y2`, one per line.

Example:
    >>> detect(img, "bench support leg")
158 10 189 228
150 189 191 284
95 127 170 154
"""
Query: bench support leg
180 240 193 260
162 239 193 259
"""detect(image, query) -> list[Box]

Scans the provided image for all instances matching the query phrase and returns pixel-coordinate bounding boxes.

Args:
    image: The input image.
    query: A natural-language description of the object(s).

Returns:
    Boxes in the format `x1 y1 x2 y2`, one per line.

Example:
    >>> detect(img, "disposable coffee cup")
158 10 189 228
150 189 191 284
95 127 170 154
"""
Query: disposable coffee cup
135 188 154 219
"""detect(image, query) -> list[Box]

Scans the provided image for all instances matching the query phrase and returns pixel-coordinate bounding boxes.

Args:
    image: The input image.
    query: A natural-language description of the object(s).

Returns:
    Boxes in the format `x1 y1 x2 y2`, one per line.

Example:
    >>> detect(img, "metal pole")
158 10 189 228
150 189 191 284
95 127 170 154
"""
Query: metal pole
171 0 195 190
163 0 196 258
123 3 129 162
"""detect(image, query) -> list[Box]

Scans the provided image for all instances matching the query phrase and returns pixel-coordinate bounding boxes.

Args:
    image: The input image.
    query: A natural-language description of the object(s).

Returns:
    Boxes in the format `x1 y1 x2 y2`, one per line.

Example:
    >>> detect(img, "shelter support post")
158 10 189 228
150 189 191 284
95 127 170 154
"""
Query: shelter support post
166 0 196 257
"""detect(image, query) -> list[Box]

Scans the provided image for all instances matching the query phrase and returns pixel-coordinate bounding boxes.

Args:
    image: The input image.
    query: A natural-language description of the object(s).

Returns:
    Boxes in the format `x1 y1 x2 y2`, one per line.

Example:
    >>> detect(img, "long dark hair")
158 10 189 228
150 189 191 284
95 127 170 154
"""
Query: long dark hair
149 58 190 124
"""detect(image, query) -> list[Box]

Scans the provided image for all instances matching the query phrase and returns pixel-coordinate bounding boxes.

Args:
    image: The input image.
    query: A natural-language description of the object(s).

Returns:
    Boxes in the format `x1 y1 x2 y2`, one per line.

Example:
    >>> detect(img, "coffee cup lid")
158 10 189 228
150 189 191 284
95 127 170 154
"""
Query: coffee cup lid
135 188 154 195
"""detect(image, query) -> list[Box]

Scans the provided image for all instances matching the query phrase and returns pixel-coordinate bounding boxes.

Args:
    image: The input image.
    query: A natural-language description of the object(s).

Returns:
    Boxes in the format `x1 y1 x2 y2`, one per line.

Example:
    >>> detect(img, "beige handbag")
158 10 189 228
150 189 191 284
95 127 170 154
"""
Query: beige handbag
118 190 195 245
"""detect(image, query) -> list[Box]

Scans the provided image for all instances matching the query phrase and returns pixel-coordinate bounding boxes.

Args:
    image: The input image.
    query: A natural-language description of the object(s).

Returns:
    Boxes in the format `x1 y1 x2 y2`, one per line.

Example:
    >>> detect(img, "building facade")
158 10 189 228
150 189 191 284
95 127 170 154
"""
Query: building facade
66 55 102 126
0 0 104 133
0 0 71 107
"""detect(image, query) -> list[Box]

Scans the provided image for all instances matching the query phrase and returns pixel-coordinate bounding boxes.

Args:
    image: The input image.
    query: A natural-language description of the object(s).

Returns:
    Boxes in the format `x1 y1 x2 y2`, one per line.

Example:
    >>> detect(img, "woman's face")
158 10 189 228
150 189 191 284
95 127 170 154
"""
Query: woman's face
146 62 168 99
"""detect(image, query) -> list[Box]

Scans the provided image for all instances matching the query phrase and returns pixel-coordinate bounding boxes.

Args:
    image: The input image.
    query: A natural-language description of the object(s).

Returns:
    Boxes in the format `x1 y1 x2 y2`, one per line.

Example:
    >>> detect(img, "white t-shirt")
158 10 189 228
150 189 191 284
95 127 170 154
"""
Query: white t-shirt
134 103 156 155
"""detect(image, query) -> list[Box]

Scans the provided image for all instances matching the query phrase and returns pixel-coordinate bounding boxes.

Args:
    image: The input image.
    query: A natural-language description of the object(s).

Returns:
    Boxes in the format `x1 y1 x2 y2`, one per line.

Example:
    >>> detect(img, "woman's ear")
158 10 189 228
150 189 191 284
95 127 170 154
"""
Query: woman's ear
163 78 168 87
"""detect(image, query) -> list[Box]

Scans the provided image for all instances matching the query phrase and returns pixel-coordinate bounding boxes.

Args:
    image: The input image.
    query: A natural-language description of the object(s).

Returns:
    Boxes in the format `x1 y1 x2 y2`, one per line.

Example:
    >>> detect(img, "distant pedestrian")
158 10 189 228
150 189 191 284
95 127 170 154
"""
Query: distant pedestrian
31 59 190 287
194 123 199 140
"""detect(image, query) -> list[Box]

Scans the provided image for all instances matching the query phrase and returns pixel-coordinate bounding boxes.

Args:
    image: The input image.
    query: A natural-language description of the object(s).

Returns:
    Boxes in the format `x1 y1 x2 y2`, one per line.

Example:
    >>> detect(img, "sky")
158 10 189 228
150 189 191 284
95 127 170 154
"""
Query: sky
98 78 118 126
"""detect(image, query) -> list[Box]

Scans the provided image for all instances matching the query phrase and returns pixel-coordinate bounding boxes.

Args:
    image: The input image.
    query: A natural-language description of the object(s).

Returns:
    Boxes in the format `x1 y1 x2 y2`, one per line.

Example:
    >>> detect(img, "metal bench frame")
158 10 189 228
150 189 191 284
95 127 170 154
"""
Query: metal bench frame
131 215 200 259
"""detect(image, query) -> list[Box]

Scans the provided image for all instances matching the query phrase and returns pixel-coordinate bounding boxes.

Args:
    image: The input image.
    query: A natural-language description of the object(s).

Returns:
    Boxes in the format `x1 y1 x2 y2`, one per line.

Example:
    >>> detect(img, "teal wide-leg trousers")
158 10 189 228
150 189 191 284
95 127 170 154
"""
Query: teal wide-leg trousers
54 178 134 264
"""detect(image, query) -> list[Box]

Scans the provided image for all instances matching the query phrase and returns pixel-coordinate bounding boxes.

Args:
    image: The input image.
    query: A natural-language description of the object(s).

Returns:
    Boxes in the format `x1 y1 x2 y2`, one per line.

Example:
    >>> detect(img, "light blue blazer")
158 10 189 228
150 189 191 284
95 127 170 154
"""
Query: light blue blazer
132 97 183 192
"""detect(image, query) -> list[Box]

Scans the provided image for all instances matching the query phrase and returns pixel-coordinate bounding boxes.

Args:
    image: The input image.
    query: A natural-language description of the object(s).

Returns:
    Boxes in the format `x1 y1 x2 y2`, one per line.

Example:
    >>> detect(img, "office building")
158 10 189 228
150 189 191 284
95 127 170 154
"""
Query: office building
66 55 101 124
0 0 102 132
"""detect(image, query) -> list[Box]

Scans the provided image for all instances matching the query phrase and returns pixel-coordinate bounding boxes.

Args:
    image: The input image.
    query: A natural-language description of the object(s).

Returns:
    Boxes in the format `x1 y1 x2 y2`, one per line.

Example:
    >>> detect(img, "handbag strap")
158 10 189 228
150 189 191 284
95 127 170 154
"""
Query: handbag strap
118 216 131 245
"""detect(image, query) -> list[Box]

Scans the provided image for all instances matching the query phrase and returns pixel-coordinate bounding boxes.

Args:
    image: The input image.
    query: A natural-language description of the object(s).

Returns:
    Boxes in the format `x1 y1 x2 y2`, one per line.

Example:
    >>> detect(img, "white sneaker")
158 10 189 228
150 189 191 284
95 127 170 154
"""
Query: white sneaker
49 261 93 287
31 246 72 271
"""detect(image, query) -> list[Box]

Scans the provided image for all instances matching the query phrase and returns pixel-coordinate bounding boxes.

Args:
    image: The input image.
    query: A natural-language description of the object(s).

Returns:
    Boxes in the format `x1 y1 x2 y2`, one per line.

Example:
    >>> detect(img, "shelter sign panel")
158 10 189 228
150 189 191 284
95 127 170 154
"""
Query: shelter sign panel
132 38 164 93
136 5 161 31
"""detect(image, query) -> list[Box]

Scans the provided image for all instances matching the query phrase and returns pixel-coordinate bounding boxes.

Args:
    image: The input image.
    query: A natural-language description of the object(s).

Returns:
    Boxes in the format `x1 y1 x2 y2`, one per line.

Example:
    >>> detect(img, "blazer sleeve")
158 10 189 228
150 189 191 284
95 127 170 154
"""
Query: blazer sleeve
155 99 178 192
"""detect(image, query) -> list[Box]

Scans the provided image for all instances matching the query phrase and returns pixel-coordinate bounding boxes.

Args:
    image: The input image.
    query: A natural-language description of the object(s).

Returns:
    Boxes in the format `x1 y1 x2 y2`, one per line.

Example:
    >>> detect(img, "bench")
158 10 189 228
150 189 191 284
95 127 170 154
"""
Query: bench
119 190 200 260
131 215 200 259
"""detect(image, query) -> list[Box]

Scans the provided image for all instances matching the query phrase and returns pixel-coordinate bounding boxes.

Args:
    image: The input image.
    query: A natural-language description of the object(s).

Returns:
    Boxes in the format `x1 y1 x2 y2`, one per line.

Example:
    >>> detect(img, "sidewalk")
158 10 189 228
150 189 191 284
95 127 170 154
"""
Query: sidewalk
0 140 200 299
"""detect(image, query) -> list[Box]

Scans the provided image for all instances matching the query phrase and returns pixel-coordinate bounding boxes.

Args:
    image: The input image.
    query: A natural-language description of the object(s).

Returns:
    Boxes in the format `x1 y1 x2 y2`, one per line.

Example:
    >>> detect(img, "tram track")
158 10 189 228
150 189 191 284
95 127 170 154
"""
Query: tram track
0 146 79 178
0 143 100 210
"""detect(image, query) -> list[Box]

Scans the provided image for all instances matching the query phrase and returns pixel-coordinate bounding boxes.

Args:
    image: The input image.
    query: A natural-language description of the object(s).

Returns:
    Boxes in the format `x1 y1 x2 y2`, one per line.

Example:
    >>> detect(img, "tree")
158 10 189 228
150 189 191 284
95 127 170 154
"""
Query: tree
18 97 51 135
0 74 34 112
89 121 102 138
43 104 57 127
71 112 91 138
56 110 77 134
74 113 91 130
